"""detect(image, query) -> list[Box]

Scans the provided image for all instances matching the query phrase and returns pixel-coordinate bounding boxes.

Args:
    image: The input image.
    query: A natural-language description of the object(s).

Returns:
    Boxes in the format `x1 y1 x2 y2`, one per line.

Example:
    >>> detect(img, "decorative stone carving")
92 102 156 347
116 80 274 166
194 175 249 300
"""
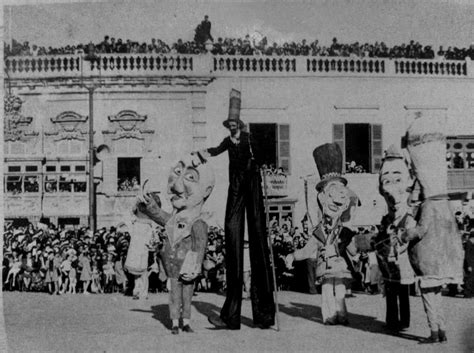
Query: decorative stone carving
102 110 155 153
4 95 39 143
46 111 89 141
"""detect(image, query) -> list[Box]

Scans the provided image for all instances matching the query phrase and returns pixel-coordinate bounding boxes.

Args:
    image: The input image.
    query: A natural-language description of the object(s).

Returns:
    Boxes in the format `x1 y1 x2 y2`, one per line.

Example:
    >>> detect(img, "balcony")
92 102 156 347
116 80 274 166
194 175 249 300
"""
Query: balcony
4 53 473 80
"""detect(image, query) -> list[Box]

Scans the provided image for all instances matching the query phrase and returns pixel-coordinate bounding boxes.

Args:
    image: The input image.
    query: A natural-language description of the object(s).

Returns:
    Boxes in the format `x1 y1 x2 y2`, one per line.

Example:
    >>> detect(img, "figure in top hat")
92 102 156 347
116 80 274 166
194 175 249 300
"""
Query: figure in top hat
196 89 275 330
285 143 359 325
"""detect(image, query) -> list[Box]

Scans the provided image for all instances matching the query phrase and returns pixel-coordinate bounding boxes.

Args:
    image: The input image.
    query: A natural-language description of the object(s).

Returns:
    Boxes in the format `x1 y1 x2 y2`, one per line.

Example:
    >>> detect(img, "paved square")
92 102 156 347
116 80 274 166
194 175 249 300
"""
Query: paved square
3 291 473 352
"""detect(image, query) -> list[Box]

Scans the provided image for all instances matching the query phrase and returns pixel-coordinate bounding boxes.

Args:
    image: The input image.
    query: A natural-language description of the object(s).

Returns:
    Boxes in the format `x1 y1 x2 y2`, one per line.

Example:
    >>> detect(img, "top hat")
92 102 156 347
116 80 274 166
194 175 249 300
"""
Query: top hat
223 89 245 129
313 143 347 192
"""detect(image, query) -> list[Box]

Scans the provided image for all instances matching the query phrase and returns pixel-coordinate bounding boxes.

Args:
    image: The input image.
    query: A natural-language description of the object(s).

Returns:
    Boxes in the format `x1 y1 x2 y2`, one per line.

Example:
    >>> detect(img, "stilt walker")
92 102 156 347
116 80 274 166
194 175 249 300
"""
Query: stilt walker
197 89 276 330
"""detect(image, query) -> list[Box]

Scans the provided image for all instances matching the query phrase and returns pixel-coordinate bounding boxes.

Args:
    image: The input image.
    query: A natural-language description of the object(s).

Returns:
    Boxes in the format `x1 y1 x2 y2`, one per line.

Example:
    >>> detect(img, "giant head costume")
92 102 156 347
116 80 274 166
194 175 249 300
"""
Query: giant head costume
404 113 463 284
313 143 355 224
379 144 414 213
167 154 215 211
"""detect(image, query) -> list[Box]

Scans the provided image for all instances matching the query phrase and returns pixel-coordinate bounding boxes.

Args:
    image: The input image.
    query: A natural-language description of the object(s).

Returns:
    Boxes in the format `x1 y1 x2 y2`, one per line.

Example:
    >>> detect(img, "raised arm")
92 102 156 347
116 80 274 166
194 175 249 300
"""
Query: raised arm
206 137 229 157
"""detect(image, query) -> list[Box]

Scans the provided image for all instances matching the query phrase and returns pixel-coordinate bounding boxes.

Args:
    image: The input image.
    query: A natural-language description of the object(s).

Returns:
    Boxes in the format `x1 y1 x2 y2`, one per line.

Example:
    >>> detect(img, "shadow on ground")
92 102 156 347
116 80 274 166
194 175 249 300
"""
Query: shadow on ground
279 301 422 342
131 304 170 329
193 300 256 329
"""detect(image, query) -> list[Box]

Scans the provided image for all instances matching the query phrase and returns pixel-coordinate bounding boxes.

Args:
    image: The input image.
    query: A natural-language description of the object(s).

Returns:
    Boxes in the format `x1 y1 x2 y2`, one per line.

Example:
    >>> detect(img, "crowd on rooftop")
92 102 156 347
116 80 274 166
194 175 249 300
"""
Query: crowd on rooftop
4 16 474 61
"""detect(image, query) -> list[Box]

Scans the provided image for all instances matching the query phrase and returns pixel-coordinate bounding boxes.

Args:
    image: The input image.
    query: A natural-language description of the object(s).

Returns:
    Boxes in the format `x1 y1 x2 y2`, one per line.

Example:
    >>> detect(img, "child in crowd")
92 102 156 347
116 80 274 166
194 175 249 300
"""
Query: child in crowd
69 263 77 294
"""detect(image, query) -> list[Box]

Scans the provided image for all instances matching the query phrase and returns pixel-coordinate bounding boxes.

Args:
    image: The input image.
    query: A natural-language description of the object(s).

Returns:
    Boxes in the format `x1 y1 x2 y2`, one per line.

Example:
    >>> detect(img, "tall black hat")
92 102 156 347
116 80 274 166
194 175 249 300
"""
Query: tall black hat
313 143 347 191
222 89 245 129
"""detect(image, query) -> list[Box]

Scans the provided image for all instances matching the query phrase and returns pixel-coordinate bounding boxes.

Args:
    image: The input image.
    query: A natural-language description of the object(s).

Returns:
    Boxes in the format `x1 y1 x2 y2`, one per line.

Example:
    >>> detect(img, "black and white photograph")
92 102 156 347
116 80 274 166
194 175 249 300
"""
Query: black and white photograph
1 0 474 352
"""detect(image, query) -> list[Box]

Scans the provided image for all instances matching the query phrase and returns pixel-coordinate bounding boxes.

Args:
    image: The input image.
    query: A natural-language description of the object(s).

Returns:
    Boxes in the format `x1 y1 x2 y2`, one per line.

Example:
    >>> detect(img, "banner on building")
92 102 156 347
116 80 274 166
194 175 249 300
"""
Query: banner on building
263 174 288 197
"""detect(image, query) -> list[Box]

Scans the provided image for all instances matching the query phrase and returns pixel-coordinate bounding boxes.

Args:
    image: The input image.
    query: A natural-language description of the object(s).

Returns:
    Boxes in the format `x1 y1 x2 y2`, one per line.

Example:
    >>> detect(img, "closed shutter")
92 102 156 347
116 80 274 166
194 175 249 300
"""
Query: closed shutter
371 124 383 173
333 124 345 172
278 124 290 173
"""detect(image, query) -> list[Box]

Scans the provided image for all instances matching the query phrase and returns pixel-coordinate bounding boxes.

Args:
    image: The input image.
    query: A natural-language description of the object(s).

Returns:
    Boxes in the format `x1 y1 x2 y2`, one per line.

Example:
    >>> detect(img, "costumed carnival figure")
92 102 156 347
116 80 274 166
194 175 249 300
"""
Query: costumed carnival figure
123 198 156 300
196 89 275 330
373 144 416 332
285 143 358 325
400 113 464 344
135 154 215 335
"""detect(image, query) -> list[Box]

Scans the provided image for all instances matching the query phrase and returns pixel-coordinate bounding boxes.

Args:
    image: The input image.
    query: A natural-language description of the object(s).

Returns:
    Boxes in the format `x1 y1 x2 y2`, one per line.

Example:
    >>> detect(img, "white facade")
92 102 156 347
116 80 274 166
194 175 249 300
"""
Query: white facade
4 54 474 227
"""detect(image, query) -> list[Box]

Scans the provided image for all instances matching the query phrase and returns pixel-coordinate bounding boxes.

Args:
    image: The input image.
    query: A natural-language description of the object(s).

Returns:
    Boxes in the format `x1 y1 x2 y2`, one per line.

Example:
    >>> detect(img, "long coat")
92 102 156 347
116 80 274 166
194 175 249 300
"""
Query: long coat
293 223 355 281
405 199 464 287
375 213 415 285
138 200 208 280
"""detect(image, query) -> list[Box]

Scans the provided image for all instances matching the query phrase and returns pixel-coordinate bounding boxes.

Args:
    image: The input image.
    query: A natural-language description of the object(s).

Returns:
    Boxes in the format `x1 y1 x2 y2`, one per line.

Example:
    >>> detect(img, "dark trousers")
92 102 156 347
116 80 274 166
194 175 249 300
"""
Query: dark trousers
385 282 410 329
465 271 474 297
306 258 318 294
220 170 275 329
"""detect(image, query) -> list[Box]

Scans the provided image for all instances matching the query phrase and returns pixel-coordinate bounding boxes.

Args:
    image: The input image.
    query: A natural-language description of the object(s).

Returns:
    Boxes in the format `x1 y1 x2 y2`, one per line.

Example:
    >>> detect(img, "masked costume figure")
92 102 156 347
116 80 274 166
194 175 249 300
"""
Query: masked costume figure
286 143 358 325
374 145 415 331
401 114 464 344
136 154 215 334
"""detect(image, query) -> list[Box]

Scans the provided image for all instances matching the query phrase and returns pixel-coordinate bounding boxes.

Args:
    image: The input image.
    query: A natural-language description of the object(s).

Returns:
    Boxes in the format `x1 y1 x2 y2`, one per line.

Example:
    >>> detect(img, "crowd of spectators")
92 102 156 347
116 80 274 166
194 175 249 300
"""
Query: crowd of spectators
117 177 140 192
4 212 473 297
5 16 474 61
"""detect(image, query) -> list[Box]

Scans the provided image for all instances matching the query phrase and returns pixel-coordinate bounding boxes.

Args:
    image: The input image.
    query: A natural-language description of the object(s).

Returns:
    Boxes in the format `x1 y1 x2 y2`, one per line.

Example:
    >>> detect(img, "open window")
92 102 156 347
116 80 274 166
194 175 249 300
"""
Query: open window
117 157 141 191
333 123 383 173
249 123 290 173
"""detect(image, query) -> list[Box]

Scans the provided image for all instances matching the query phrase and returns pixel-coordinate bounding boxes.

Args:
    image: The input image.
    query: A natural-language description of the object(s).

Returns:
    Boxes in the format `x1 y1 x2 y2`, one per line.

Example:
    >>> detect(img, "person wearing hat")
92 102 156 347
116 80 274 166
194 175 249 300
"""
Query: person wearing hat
373 144 416 332
196 89 276 330
285 143 358 325
400 113 464 343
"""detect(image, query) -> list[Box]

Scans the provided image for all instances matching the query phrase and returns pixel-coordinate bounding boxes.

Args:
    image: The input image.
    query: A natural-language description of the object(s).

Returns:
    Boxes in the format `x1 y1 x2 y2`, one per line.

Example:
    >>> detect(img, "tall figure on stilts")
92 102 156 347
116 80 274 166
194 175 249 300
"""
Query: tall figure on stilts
197 89 276 330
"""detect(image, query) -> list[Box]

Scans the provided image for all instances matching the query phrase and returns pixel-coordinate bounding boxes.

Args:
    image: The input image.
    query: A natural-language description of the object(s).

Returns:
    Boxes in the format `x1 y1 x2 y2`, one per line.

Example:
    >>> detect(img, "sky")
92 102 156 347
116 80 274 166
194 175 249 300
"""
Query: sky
2 0 474 49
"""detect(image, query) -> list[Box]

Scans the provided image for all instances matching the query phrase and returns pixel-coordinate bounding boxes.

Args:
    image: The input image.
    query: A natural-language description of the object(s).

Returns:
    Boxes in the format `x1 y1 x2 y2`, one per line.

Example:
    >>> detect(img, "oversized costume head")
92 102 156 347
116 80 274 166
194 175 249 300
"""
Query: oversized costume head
313 143 352 221
405 113 447 198
379 144 414 211
167 154 215 211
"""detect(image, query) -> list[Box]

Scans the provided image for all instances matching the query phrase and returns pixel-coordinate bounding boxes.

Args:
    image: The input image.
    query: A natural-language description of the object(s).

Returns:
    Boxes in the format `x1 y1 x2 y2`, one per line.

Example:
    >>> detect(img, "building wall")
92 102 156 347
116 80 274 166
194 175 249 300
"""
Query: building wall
4 73 474 227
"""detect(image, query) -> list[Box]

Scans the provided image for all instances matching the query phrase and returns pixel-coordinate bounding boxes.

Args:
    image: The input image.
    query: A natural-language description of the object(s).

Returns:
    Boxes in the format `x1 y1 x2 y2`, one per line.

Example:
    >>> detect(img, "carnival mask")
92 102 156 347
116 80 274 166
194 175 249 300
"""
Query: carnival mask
167 156 215 211
379 158 413 210
318 180 351 221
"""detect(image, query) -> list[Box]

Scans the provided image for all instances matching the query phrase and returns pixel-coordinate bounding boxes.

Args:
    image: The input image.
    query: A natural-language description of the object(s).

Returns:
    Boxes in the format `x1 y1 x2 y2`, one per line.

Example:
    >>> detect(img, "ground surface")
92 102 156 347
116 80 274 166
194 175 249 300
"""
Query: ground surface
2 290 473 353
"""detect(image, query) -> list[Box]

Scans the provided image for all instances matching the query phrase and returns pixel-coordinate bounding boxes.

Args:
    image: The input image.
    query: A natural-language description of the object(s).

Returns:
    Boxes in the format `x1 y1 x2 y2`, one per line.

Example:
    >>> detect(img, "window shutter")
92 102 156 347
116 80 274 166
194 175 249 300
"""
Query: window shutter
371 124 383 173
332 124 345 172
278 124 290 173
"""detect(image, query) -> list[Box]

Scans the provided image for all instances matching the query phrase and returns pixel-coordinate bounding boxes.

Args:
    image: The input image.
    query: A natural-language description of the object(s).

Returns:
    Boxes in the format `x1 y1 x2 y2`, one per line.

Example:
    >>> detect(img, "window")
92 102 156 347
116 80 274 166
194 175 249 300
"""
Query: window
43 163 87 193
44 175 58 193
266 202 294 228
117 158 141 191
6 176 22 194
333 123 382 173
23 175 39 193
249 123 290 173
8 166 21 172
25 165 38 172
446 137 474 169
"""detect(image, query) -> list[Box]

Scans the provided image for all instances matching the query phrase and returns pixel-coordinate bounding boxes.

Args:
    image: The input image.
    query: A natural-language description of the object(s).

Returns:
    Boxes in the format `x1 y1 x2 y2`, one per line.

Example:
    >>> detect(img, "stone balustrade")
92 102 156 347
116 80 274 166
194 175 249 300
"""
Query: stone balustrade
4 53 473 79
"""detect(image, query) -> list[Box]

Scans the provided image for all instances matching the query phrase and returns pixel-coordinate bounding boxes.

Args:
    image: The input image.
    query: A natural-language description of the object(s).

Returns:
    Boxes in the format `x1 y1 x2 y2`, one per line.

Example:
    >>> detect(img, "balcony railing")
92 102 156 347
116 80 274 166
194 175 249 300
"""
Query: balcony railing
4 53 473 79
